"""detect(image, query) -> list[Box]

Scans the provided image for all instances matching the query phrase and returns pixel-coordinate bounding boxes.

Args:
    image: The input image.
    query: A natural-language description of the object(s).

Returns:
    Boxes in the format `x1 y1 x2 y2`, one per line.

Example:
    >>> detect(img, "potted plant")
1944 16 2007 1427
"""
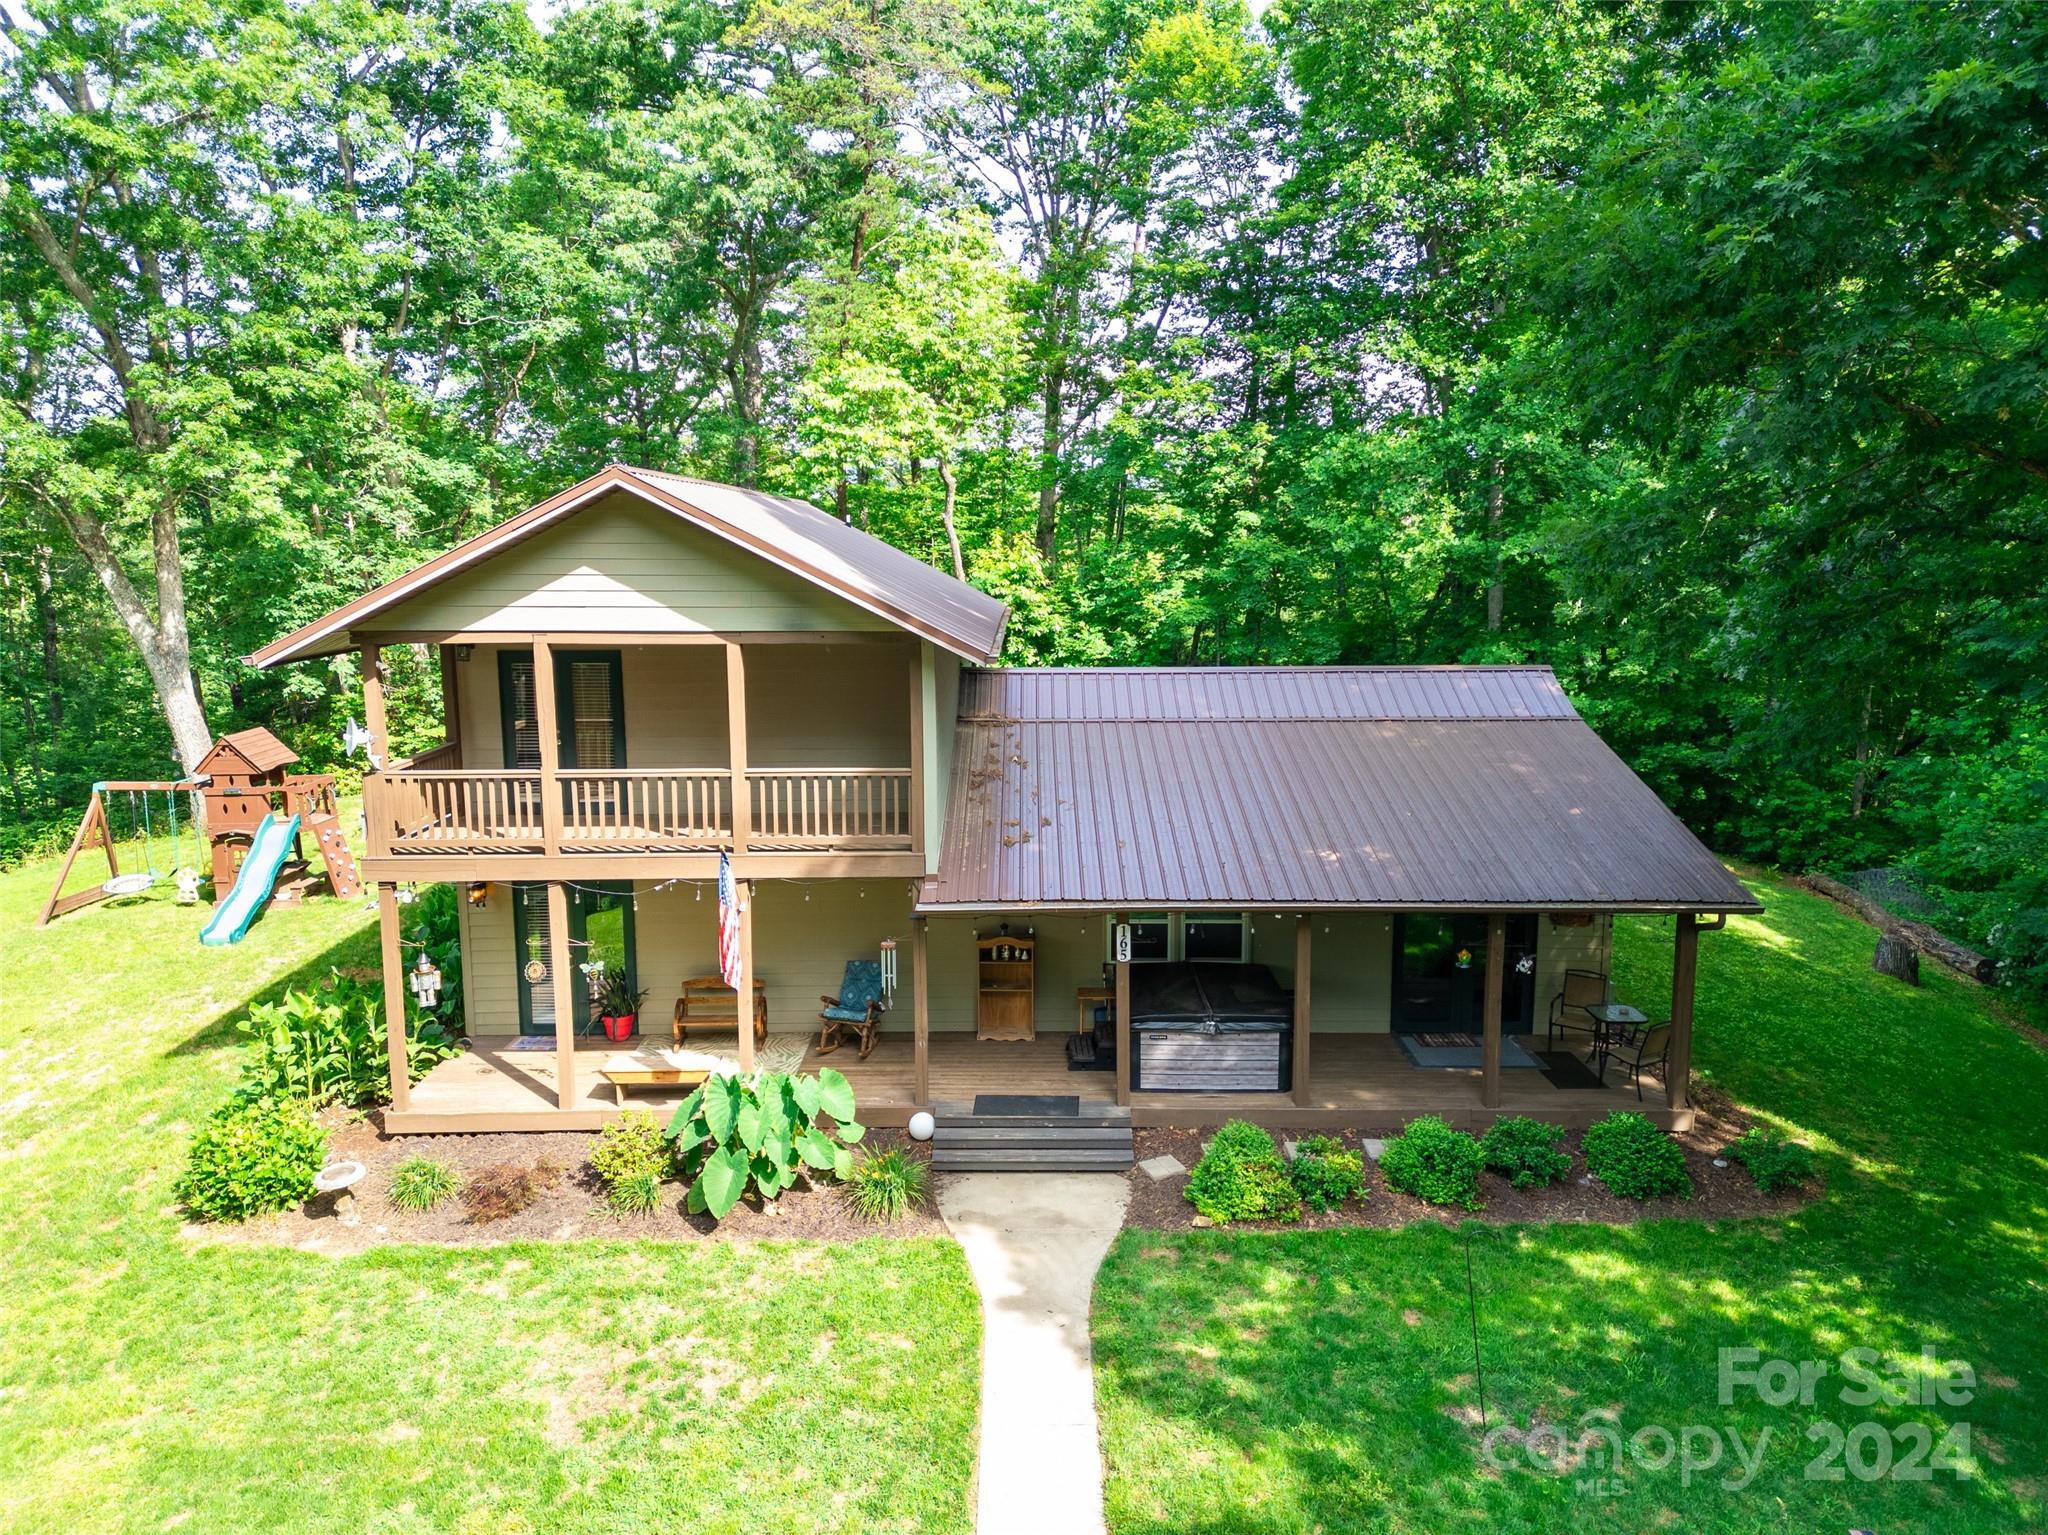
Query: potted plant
597 971 648 1042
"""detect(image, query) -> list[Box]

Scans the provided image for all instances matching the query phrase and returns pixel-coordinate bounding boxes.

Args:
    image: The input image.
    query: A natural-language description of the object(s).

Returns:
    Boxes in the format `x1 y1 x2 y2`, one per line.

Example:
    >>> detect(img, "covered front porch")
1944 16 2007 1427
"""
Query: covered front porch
385 1029 1677 1134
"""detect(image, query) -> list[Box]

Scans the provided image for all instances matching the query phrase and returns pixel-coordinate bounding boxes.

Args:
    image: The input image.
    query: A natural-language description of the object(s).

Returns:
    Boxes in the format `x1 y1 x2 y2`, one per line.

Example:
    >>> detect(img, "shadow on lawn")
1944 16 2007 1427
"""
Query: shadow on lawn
161 922 385 1061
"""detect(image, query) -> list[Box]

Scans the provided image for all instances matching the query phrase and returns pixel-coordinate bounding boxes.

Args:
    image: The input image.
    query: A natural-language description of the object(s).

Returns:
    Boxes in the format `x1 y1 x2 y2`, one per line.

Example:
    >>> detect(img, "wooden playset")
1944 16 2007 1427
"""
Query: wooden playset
36 726 361 928
194 728 361 905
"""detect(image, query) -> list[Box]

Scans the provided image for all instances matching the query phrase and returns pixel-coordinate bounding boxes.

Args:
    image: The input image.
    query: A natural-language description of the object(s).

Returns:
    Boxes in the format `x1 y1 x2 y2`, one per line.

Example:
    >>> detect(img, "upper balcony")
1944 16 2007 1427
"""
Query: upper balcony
359 634 928 873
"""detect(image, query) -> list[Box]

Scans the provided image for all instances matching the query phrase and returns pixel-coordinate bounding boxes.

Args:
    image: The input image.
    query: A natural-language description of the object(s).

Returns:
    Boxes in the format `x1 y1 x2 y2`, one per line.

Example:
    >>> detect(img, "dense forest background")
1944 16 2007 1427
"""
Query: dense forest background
2 0 2043 989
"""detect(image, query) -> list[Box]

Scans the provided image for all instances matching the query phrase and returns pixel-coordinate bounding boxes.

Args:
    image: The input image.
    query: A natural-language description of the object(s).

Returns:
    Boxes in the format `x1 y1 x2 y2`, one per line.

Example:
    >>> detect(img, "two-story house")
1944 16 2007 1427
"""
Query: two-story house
250 465 1758 1144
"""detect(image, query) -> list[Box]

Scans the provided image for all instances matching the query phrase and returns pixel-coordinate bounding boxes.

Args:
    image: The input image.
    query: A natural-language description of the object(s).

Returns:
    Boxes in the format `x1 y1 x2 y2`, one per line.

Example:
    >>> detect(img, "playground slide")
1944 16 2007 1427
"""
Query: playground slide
200 811 300 947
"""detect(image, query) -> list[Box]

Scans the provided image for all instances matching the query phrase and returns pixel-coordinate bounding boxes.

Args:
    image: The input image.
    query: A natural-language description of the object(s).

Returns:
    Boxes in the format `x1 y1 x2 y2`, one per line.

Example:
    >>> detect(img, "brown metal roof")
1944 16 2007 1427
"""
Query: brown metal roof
921 666 1760 913
247 465 1009 667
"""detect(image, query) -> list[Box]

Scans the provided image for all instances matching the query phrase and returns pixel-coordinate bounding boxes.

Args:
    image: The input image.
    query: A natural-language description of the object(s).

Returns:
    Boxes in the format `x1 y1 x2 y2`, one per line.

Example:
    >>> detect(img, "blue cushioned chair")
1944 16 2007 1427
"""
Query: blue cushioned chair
817 960 886 1060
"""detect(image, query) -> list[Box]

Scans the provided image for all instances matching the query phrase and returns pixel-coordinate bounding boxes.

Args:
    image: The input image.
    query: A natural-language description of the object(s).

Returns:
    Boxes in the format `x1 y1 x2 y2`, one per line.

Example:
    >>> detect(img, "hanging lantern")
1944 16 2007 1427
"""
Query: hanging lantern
467 882 490 908
407 950 443 1009
879 937 898 1000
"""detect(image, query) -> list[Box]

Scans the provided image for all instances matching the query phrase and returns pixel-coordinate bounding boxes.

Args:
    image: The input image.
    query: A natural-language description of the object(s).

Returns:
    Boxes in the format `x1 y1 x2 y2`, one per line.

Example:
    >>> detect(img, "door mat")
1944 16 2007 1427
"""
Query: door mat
506 1036 555 1052
1398 1035 1543 1070
1538 1051 1609 1090
974 1094 1081 1116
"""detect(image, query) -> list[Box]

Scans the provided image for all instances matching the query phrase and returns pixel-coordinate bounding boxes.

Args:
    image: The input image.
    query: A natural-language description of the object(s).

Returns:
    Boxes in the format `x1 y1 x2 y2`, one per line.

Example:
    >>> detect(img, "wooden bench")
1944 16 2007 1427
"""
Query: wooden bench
599 1050 720 1108
672 975 769 1048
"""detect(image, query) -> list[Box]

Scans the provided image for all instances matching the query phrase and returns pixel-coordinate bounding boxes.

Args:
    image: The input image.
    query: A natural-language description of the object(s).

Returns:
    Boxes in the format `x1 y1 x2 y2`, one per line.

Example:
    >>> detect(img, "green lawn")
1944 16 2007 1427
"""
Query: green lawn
0 843 979 1535
1093 873 2047 1534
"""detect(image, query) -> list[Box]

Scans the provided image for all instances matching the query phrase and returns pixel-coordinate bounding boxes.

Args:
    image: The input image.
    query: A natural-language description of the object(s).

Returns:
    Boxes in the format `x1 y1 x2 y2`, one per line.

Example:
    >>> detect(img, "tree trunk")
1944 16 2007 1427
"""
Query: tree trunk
34 545 61 729
1872 933 1920 986
938 459 966 582
1800 873 1999 984
1036 363 1065 564
1485 456 1505 632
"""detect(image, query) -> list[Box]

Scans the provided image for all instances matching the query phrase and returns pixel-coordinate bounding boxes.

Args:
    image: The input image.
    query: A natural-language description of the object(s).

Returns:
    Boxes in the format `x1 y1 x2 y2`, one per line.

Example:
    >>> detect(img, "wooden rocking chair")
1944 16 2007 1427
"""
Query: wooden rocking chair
817 960 886 1060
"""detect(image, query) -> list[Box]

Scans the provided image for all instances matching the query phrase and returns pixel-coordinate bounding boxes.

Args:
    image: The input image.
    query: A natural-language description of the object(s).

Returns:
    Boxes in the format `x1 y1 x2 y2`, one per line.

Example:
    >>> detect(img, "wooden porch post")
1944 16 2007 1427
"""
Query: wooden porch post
1114 912 1132 1107
377 882 412 1113
1293 915 1313 1108
735 878 756 1073
361 643 389 767
726 642 750 852
1668 914 1698 1115
1481 913 1505 1109
912 917 930 1107
547 881 577 1109
532 638 564 855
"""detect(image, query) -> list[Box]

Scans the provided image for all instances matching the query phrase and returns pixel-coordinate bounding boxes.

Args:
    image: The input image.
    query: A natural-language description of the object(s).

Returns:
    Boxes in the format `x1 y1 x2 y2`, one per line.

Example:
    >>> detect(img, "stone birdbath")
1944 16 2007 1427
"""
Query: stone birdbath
312 1159 368 1225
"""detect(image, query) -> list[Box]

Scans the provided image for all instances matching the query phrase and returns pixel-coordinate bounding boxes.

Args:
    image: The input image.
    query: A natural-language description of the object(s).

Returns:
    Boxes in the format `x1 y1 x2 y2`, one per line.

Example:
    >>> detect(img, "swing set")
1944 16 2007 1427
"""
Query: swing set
35 776 211 928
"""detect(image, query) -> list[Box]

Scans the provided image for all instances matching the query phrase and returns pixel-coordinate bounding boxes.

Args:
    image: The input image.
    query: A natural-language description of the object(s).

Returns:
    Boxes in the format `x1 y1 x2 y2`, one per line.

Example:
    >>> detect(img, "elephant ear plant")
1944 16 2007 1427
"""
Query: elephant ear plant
666 1067 865 1220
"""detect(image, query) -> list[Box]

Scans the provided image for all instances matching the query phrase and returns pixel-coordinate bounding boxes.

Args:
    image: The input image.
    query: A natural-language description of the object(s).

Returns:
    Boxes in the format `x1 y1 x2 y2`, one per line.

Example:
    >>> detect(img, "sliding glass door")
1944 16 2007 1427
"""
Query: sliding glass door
1390 914 1538 1035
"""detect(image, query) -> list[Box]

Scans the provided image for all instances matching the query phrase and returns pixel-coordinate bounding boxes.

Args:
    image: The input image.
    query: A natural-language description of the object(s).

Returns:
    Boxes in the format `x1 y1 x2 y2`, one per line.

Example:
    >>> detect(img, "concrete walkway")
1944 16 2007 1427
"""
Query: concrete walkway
938 1173 1131 1535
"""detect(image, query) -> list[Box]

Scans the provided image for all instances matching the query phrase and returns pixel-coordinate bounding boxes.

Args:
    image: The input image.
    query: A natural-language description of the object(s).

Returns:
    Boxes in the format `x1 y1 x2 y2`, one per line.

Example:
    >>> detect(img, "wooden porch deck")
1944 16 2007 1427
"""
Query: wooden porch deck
385 1031 1678 1134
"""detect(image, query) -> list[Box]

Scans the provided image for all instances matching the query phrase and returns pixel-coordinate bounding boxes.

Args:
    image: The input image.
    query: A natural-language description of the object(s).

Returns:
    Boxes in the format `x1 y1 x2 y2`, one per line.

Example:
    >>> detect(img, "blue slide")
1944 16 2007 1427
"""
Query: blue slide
201 812 299 946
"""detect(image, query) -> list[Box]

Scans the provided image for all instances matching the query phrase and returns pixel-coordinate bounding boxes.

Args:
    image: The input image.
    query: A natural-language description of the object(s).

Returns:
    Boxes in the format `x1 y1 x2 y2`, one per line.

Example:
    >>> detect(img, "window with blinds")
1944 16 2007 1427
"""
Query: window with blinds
497 650 625 770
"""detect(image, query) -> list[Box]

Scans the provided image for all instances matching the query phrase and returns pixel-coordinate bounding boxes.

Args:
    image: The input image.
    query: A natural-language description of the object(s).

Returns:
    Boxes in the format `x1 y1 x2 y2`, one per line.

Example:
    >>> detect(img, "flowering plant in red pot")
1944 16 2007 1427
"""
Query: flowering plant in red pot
597 972 648 1042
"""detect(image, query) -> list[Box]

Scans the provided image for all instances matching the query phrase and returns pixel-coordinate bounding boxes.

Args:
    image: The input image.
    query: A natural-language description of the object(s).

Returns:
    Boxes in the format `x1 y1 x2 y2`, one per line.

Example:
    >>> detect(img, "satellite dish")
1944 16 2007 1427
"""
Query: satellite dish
341 717 373 758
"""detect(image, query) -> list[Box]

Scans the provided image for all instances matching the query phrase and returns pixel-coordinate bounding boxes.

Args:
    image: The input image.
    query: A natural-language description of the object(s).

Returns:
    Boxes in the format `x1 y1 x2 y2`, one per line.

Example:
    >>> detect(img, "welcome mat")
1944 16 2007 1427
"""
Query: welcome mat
1538 1051 1609 1090
1398 1035 1542 1070
975 1094 1081 1117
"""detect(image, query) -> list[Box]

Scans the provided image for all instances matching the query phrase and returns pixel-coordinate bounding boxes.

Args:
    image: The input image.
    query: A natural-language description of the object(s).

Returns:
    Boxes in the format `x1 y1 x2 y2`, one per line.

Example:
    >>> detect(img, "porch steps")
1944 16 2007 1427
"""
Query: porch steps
929 1105 1134 1174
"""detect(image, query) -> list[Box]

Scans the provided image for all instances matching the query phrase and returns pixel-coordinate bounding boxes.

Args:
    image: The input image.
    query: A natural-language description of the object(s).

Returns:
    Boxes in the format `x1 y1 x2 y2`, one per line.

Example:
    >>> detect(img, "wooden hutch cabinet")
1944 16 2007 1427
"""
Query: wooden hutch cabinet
976 932 1036 1041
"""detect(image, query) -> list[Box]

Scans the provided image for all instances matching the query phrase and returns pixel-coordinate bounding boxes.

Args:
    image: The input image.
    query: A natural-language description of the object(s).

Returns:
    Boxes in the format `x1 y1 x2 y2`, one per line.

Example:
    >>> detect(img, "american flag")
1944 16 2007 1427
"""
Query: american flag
717 851 743 990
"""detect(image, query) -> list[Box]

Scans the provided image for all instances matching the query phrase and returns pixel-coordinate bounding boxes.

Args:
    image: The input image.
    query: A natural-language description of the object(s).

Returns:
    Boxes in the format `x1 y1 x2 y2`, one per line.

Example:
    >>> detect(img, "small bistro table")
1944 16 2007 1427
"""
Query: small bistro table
1585 1001 1649 1077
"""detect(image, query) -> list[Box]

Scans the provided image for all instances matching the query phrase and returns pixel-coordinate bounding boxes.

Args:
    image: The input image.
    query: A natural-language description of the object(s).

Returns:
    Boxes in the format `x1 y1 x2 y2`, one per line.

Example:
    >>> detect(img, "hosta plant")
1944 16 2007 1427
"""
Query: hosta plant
666 1068 865 1220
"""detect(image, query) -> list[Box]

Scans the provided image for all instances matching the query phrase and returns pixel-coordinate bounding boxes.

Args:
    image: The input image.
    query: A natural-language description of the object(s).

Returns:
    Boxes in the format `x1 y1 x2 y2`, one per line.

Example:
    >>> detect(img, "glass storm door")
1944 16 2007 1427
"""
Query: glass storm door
1391 914 1538 1035
511 881 638 1037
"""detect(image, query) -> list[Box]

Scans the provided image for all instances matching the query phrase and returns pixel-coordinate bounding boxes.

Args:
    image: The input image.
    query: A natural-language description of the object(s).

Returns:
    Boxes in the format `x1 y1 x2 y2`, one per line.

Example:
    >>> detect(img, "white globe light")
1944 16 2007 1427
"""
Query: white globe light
907 1111 935 1142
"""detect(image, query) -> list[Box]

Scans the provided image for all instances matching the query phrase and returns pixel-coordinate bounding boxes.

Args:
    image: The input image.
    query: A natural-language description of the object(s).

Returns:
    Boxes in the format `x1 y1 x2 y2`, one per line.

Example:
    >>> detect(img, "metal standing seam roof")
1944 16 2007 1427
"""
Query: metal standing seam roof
245 465 1010 668
921 666 1761 913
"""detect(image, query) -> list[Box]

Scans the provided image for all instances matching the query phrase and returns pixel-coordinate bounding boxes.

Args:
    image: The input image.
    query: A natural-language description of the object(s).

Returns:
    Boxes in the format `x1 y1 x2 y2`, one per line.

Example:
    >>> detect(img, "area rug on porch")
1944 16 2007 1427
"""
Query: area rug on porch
1397 1034 1543 1069
1537 1050 1609 1090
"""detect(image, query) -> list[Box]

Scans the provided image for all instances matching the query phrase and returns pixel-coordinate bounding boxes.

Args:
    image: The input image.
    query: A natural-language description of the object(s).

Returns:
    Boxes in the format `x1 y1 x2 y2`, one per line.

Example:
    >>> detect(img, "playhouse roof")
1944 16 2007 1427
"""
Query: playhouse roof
198 726 298 776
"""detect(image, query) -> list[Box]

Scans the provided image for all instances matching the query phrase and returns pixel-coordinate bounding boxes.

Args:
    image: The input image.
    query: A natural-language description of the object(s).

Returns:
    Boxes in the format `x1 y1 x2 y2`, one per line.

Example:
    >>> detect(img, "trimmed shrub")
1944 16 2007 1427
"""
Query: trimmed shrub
1726 1128 1816 1193
175 1101 328 1222
1480 1116 1572 1189
1185 1120 1302 1224
1289 1134 1364 1212
1380 1115 1485 1210
845 1147 930 1222
388 1154 460 1212
591 1111 673 1190
1583 1112 1692 1200
461 1160 563 1222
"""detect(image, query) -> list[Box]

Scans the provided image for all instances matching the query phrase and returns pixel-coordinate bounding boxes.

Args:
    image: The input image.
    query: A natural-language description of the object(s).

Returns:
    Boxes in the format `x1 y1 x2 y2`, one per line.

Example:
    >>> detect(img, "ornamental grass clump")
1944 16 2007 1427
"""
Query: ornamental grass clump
1479 1116 1572 1189
1288 1134 1364 1213
1185 1120 1301 1224
175 1100 328 1223
1726 1127 1816 1192
1380 1115 1485 1210
1583 1111 1692 1200
845 1147 930 1222
387 1153 460 1212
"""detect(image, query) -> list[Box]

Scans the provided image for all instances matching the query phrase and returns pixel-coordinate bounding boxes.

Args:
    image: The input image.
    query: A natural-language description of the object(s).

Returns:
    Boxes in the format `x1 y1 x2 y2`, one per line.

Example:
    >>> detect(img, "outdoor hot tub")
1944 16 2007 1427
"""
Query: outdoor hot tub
1128 962 1294 1093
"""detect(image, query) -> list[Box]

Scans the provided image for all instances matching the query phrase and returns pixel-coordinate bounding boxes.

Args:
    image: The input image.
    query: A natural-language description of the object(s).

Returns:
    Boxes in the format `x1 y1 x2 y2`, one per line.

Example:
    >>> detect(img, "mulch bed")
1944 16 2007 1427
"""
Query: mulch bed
1121 1102 1816 1233
193 1111 947 1255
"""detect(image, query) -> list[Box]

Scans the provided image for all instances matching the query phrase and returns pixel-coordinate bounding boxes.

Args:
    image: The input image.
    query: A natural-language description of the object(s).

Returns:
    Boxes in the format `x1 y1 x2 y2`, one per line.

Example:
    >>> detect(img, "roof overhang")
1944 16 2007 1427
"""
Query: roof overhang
246 465 1007 668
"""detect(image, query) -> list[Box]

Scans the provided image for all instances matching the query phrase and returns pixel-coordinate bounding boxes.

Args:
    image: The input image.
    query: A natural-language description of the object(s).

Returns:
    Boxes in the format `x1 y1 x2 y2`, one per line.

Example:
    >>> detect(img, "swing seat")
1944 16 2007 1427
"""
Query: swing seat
102 872 156 897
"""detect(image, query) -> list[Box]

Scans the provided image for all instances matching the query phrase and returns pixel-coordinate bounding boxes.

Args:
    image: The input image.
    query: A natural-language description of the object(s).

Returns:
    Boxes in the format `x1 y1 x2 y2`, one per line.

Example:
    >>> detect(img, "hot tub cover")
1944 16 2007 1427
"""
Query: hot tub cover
1128 963 1292 1030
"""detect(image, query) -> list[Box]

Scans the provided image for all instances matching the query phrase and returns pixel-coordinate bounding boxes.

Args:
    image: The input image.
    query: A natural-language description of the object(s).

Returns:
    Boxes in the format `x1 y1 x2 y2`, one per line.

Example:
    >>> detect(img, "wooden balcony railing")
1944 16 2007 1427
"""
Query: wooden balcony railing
366 765 913 857
560 770 732 851
748 768 914 850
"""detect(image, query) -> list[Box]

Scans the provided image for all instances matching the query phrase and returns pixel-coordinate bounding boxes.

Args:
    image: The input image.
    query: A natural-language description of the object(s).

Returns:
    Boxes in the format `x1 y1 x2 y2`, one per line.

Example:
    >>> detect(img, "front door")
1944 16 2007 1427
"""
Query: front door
511 880 639 1037
1391 914 1538 1035
498 649 626 770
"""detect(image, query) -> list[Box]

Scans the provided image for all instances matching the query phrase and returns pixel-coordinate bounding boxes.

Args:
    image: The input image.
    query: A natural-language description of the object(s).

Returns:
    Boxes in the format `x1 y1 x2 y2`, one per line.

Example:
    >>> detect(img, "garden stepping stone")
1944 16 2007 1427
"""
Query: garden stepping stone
1362 1138 1387 1161
1137 1154 1186 1181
